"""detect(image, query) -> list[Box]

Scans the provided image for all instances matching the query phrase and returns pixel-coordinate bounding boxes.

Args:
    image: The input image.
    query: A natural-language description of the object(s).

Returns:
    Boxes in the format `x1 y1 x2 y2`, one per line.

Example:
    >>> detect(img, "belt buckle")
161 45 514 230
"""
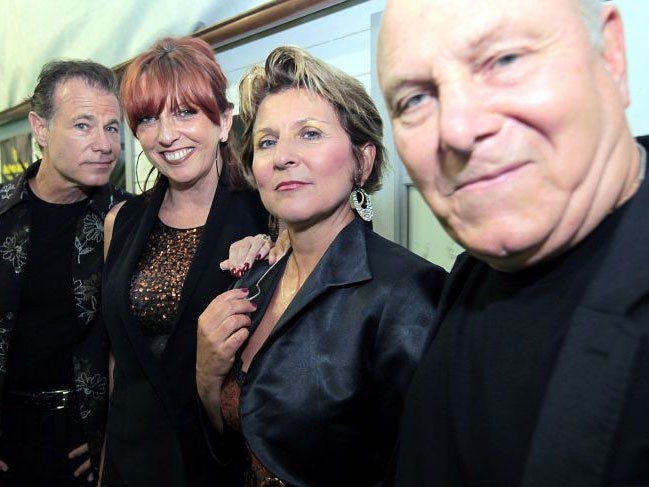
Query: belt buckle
43 389 71 410
261 478 286 487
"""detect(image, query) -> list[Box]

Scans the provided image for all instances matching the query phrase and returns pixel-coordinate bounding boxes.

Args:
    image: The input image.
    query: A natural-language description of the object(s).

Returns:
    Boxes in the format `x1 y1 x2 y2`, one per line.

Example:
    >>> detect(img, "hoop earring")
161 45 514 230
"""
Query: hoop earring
349 186 373 222
135 150 145 194
135 150 157 194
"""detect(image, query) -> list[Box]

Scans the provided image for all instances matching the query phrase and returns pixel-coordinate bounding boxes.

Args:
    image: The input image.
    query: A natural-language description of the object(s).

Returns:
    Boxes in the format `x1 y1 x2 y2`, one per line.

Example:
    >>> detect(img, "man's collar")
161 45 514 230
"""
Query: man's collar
0 160 121 216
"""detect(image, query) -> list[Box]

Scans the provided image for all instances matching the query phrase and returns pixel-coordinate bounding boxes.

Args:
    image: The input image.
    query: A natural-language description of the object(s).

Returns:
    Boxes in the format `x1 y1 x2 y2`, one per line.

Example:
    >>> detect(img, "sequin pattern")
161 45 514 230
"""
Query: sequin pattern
130 219 203 358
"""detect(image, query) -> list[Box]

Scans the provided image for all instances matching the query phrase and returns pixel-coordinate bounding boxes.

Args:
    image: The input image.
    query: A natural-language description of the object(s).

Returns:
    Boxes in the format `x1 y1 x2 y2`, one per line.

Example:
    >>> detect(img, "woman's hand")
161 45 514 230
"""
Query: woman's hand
268 229 290 265
220 234 273 278
220 229 291 277
196 288 257 429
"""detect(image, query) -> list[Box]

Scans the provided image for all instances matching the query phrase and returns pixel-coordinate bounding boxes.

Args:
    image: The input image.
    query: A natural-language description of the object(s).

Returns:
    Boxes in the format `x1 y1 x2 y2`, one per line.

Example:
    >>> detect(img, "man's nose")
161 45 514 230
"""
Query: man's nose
92 128 114 153
438 81 500 153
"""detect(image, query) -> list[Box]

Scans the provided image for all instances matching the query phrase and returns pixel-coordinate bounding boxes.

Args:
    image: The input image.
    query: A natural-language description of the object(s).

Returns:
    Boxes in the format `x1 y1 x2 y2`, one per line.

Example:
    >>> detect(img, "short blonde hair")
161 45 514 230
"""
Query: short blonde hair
238 46 386 193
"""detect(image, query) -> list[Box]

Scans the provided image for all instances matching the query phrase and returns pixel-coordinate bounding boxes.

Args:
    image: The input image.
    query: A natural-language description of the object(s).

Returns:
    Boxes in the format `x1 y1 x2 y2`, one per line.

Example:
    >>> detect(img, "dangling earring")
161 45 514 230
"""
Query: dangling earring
350 186 373 222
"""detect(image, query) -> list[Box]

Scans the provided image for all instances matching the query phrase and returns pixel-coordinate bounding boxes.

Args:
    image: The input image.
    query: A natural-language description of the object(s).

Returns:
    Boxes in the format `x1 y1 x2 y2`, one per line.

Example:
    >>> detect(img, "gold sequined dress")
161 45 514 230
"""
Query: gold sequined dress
130 218 204 358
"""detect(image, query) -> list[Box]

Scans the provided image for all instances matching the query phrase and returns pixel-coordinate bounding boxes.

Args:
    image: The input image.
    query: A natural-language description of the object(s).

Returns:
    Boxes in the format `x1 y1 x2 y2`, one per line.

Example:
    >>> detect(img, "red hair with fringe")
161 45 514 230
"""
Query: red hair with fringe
120 36 243 187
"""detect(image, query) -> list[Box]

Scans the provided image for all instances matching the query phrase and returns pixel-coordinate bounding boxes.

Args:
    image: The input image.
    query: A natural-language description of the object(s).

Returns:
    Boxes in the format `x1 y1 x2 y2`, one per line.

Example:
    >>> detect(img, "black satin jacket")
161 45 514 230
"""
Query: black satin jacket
231 218 446 486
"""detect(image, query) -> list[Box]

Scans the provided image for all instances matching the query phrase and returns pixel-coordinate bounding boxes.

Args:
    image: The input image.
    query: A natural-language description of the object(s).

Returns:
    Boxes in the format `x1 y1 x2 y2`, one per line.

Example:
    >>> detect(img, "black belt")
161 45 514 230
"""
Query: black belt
5 389 73 411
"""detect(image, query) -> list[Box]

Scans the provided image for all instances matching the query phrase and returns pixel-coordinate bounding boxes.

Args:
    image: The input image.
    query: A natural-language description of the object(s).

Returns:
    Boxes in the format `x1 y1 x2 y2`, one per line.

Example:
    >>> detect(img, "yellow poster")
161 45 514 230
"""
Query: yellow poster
0 134 32 182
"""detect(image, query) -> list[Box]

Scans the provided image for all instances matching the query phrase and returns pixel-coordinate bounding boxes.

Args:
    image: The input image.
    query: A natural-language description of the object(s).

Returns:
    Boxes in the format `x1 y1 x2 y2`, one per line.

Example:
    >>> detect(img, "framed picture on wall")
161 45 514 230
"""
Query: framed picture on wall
0 133 35 183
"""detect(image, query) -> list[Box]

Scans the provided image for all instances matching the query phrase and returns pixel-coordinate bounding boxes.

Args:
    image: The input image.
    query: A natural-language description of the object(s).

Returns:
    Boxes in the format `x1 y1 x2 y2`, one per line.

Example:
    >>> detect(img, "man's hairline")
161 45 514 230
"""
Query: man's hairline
44 76 121 127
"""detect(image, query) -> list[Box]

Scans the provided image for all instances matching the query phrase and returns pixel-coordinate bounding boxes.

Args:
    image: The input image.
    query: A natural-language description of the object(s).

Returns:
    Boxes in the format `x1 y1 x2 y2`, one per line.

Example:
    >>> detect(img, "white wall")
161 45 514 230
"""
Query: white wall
614 0 649 136
0 0 269 112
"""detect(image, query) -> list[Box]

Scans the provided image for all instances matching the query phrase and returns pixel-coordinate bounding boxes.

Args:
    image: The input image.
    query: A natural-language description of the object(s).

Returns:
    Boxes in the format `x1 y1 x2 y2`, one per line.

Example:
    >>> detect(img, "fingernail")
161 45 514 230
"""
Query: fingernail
243 262 250 272
256 254 262 261
230 269 237 277
241 288 249 293
250 302 257 310
235 270 243 278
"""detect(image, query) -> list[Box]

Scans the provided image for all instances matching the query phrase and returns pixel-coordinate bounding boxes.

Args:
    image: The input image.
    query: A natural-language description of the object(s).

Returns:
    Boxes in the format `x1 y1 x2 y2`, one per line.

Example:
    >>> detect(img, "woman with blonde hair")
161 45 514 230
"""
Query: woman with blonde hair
101 37 270 486
196 46 447 486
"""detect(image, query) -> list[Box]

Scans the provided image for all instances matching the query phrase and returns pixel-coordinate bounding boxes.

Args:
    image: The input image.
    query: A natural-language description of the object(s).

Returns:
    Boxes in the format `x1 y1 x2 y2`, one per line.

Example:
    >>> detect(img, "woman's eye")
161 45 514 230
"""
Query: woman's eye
139 115 156 125
177 108 197 117
258 138 276 149
302 129 321 140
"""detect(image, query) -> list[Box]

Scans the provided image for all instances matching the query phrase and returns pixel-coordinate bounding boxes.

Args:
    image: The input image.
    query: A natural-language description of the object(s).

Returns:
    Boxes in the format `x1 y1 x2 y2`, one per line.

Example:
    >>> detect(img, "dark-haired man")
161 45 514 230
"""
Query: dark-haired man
0 60 128 486
379 0 648 484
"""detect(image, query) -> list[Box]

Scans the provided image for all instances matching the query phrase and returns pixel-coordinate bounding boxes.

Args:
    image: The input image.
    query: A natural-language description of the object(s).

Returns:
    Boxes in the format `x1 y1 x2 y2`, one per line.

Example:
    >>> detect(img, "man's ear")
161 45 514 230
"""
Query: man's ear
600 4 629 107
357 143 376 186
28 111 49 148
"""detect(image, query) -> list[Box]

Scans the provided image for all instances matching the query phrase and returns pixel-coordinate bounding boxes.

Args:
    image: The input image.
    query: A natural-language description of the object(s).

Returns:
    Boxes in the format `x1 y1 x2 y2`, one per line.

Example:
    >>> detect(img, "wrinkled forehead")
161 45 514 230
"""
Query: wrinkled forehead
52 78 120 118
378 0 584 86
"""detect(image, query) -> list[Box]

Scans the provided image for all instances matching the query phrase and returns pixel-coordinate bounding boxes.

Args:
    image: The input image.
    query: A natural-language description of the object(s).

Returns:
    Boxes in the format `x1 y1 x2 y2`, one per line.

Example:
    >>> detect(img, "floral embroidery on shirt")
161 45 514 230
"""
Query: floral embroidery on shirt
0 228 29 273
75 213 102 264
75 367 107 420
74 274 100 325
0 183 16 200
0 327 9 372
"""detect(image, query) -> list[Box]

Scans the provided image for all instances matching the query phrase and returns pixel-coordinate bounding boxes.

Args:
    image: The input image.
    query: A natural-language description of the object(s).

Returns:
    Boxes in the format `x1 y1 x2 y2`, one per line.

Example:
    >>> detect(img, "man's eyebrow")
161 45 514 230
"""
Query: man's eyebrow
73 114 120 126
382 78 433 107
465 19 519 51
74 113 95 121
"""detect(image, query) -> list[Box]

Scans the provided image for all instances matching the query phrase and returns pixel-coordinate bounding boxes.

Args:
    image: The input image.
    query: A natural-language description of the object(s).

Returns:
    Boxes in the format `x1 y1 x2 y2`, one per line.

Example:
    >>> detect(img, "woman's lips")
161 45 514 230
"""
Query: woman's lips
275 180 308 191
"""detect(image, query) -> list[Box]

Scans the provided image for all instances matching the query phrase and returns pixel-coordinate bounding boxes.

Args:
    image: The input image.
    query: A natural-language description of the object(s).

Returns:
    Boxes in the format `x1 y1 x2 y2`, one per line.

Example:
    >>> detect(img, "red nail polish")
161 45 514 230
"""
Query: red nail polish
255 254 262 261
241 288 249 293
243 262 250 272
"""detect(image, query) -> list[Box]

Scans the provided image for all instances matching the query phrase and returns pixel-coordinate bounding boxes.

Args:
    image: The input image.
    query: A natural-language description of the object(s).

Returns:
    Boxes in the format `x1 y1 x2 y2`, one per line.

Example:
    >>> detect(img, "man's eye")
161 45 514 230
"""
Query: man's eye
106 126 120 134
397 92 430 114
493 53 519 68
75 122 89 130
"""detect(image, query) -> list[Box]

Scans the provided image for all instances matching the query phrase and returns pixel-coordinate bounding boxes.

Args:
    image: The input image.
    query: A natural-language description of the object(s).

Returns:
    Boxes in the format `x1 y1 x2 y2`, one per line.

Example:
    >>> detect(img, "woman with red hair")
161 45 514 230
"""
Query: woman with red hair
101 37 269 486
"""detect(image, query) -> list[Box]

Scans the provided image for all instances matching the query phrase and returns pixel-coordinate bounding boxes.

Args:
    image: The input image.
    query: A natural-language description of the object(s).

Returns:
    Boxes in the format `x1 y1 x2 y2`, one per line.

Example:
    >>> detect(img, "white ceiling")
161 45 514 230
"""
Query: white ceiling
0 0 267 112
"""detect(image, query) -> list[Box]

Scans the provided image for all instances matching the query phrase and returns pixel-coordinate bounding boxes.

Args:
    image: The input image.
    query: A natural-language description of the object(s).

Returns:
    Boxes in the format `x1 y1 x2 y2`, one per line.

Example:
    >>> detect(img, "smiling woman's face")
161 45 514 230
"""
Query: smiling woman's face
136 100 231 188
251 89 365 231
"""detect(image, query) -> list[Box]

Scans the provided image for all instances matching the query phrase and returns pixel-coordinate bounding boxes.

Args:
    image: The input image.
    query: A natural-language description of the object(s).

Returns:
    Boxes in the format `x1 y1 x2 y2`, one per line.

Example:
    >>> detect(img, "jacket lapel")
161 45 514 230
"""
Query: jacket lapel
267 219 373 342
114 182 176 411
172 172 232 323
522 166 649 486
